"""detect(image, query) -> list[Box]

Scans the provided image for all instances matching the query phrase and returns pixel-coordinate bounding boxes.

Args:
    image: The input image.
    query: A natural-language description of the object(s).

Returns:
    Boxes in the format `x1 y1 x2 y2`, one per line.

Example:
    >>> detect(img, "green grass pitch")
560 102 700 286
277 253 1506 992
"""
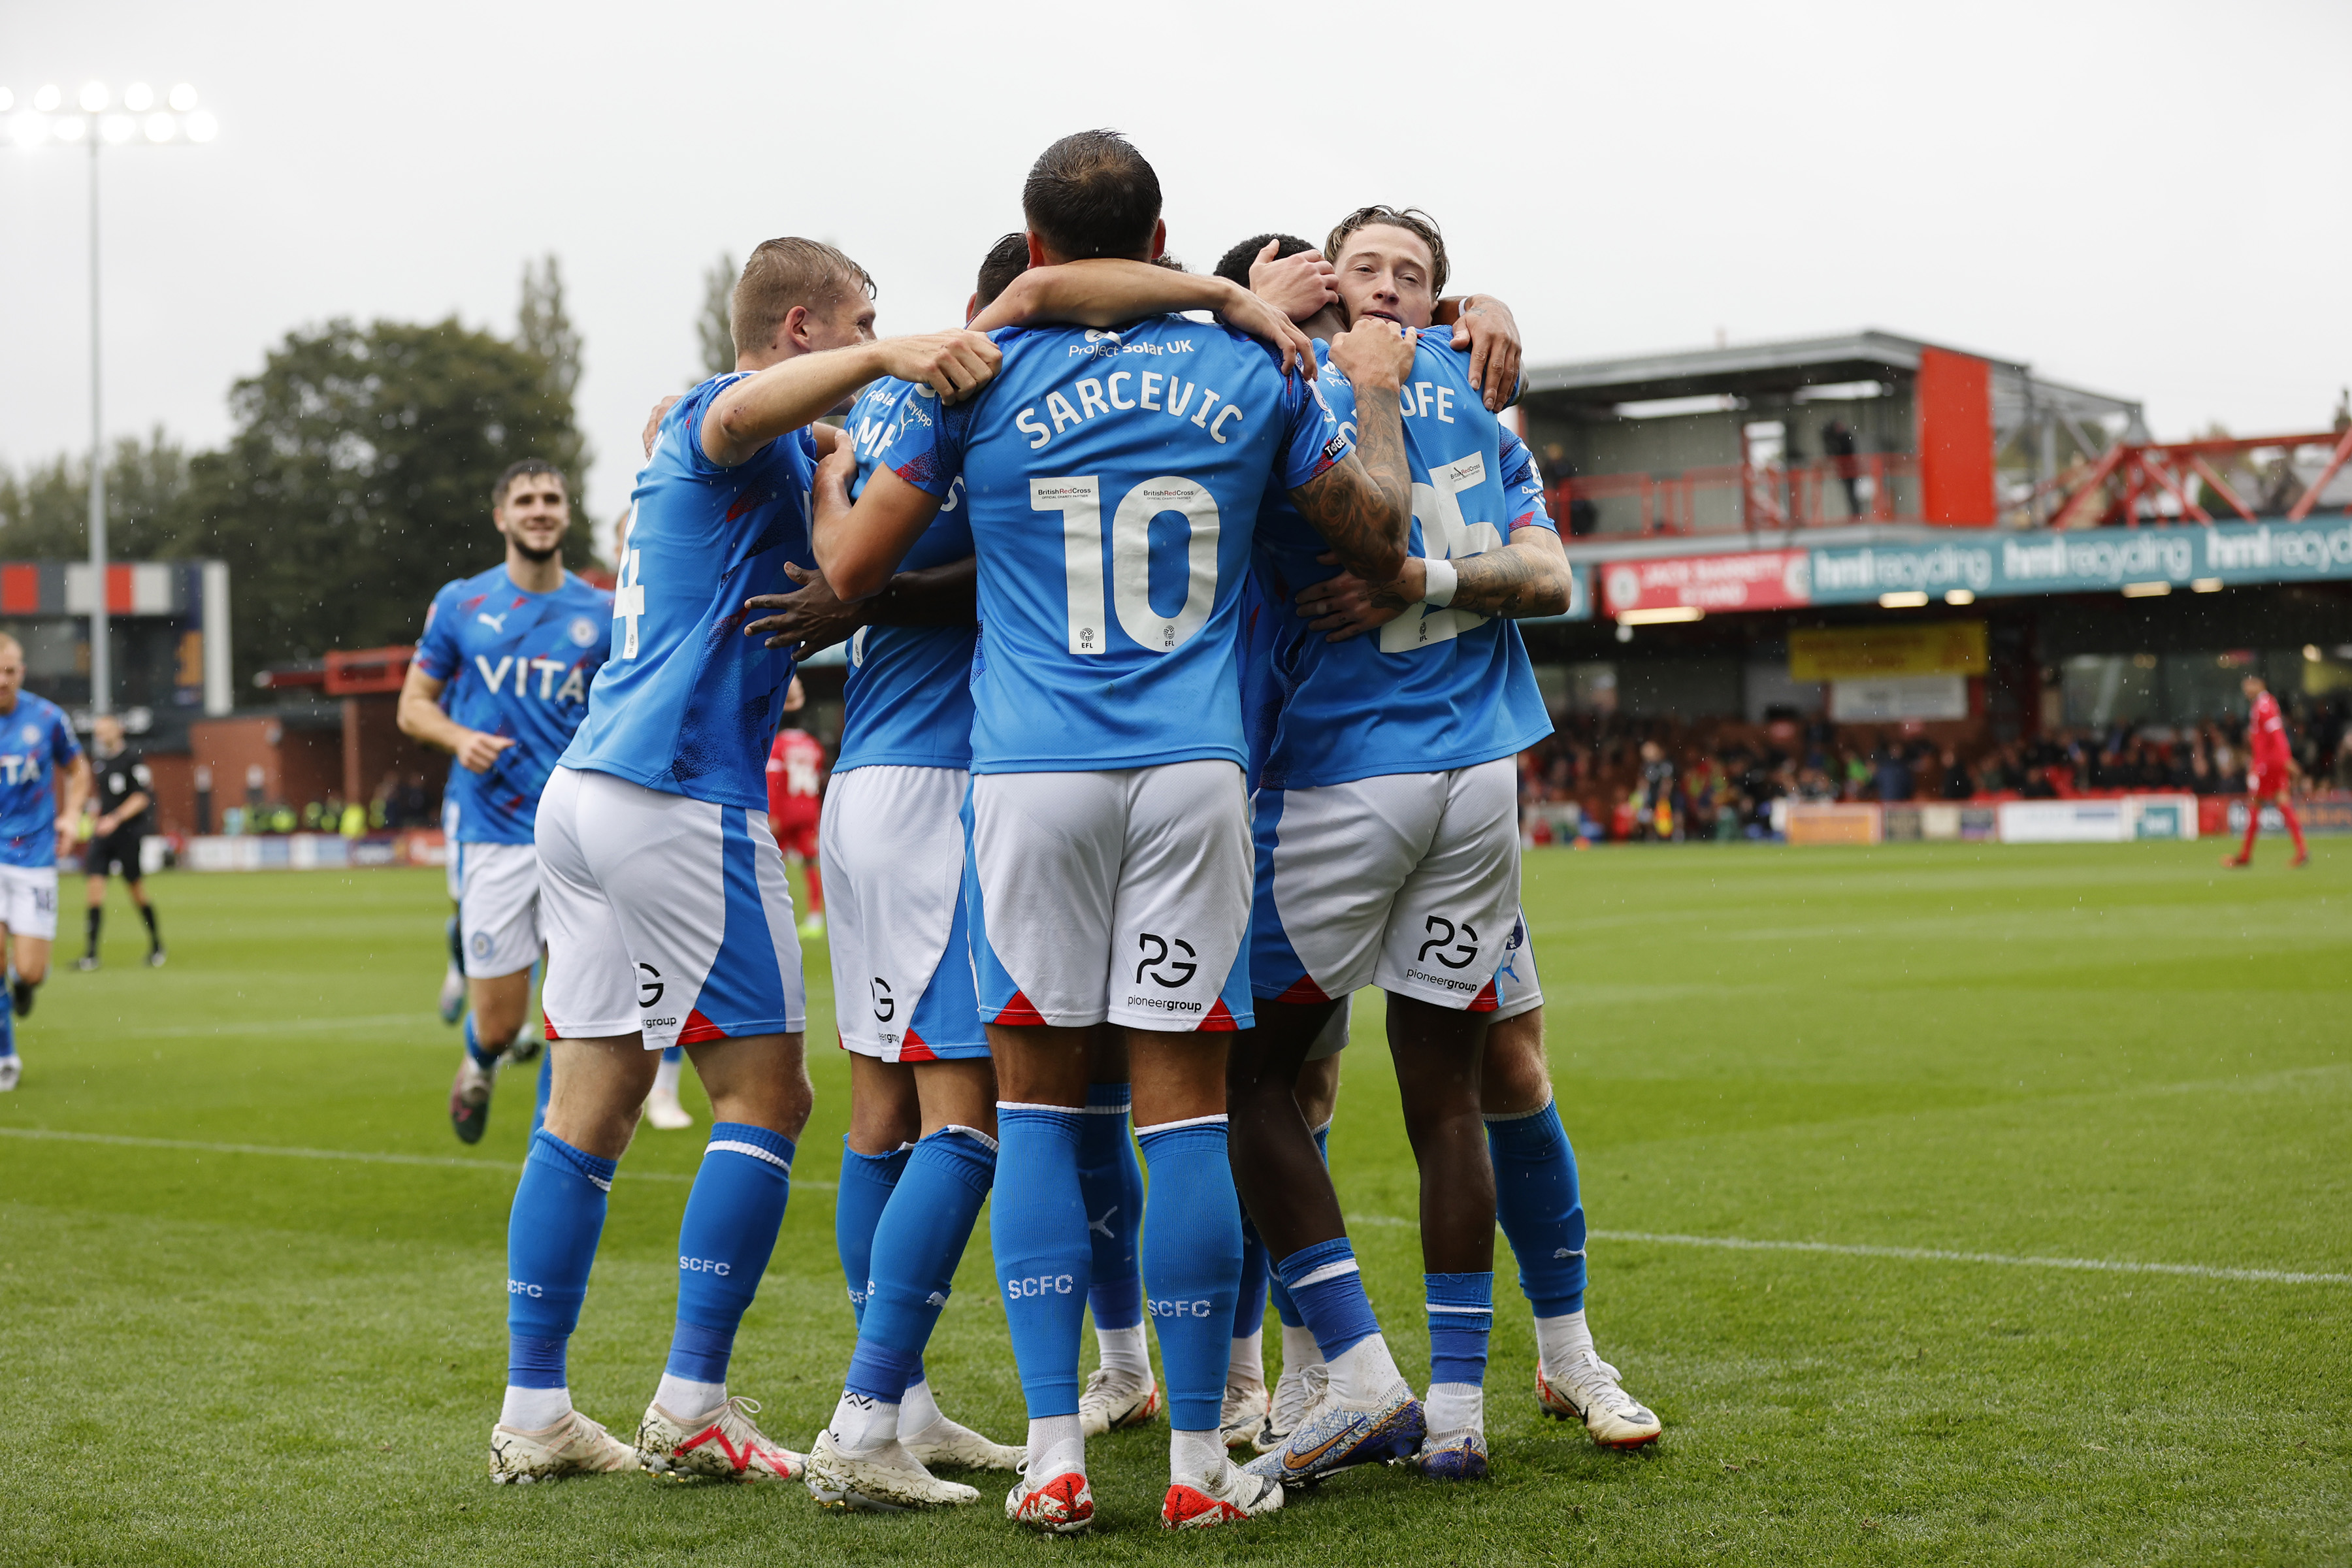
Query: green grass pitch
2 843 2345 1565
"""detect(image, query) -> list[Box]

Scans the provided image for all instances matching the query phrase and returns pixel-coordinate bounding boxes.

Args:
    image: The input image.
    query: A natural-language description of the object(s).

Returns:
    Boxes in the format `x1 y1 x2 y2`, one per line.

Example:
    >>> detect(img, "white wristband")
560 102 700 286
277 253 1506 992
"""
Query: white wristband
1422 557 1459 608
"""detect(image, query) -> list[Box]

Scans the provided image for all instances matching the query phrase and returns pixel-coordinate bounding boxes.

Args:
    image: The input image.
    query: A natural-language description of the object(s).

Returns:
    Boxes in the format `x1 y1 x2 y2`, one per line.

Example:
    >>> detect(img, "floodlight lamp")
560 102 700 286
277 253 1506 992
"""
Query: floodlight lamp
8 113 46 148
2304 645 2323 662
34 84 61 112
123 82 154 112
184 110 218 142
169 83 198 112
0 88 12 114
144 112 175 143
101 114 134 144
79 81 109 113
53 114 86 142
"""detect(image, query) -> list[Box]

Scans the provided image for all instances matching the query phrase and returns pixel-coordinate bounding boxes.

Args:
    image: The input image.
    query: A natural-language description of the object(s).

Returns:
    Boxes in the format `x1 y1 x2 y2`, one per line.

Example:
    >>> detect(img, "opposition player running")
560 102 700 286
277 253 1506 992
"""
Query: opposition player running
815 129 1411 1533
1226 229 1658 1458
487 237 999 1485
0 634 90 1091
76 713 165 970
397 461 610 1144
2222 672 2308 868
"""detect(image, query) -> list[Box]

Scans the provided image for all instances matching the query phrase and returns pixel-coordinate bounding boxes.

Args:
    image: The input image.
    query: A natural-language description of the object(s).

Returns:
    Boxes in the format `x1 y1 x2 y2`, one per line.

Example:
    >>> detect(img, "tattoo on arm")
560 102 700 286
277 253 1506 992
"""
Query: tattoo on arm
1290 382 1411 583
1373 529 1571 619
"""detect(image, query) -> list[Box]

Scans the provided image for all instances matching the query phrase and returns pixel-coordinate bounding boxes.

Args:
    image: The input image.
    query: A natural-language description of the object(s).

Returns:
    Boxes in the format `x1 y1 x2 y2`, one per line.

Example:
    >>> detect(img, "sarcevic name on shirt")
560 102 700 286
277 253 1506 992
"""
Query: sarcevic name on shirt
1012 336 1250 449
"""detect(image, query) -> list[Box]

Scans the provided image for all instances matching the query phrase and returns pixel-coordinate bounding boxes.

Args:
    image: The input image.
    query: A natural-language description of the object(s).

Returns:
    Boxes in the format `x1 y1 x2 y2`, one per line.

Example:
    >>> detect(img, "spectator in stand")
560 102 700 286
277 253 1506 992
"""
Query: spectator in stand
1938 747 1970 800
1874 743 1914 804
1821 419 1865 519
1637 741 1676 841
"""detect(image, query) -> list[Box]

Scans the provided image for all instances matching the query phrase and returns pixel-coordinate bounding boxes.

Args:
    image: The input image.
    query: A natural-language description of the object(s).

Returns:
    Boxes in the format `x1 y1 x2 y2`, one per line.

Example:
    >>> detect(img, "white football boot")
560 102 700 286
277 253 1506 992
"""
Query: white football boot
636 1395 806 1481
1162 1457 1285 1529
487 1409 636 1482
1220 1379 1269 1450
804 1428 979 1511
1006 1469 1095 1534
0 1055 19 1092
901 1412 1025 1471
1253 1361 1326 1453
1077 1364 1161 1437
1537 1351 1661 1448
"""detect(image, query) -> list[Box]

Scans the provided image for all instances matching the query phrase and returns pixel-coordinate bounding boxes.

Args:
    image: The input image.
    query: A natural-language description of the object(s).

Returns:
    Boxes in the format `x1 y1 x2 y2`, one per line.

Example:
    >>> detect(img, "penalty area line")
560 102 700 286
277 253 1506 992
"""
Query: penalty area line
0 1126 837 1190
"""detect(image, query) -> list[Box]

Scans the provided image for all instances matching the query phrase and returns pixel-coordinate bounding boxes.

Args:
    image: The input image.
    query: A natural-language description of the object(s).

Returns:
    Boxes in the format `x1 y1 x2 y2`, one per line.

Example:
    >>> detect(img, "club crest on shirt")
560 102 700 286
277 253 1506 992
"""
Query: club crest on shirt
568 617 598 647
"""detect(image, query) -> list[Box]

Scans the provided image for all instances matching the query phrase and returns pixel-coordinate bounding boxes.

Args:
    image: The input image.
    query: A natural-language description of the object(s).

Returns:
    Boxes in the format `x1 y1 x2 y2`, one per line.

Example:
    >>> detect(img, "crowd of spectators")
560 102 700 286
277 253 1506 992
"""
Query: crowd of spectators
1518 694 2352 843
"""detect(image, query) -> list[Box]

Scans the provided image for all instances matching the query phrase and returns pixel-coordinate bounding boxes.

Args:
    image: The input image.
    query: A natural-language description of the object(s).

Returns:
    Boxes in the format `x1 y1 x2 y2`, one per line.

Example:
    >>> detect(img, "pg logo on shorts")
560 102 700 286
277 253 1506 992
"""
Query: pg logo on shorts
1135 932 1197 988
637 962 664 1007
1417 916 1480 970
870 976 894 1022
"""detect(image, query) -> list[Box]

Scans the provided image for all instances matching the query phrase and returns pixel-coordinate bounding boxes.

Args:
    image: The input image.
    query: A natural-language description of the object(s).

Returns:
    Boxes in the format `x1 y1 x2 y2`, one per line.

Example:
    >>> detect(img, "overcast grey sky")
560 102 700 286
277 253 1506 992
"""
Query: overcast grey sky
4 0 2346 525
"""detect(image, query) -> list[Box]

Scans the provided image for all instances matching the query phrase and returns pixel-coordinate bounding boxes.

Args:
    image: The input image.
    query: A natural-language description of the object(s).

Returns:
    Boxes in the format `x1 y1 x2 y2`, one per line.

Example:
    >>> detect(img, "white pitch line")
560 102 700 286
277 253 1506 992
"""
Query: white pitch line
0 1126 836 1190
1588 1228 2349 1286
1341 1211 2346 1285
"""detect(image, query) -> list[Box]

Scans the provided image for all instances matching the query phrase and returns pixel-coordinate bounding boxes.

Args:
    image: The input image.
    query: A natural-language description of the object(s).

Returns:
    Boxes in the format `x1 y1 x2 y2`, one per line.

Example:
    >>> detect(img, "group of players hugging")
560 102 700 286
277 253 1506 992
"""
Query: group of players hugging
416 129 1659 1533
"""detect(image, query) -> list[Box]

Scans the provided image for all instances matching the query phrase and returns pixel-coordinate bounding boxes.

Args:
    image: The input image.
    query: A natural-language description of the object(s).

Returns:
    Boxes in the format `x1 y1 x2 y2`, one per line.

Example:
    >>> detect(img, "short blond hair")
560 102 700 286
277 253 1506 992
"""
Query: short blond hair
1324 206 1450 296
731 238 875 358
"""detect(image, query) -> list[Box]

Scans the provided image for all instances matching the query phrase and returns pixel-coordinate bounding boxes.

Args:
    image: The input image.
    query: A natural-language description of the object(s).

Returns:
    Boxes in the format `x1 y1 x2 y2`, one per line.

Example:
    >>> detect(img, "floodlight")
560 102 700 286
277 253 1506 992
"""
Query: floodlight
0 88 12 113
101 114 134 144
123 83 154 112
144 112 175 143
169 84 198 111
34 84 61 112
79 81 109 113
53 114 86 142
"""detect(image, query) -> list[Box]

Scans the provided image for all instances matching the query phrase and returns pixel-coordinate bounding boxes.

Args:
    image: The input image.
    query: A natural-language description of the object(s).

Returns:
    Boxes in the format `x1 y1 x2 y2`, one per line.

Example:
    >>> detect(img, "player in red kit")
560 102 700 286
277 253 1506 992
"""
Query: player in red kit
766 676 830 934
2223 673 2308 869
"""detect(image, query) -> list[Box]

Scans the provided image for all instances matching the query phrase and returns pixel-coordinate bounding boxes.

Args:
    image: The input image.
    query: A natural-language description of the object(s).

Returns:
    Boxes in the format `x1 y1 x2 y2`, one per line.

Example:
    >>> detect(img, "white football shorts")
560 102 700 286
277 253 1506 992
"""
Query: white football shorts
0 863 59 941
442 796 462 902
535 765 806 1052
820 764 986 1062
1250 759 1520 1013
966 759 1253 1033
455 840 542 980
1299 903 1542 1066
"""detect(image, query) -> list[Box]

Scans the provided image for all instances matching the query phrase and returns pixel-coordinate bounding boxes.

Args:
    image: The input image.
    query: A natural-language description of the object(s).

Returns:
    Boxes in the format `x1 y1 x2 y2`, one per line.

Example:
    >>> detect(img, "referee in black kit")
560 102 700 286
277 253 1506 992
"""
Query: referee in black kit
77 714 165 970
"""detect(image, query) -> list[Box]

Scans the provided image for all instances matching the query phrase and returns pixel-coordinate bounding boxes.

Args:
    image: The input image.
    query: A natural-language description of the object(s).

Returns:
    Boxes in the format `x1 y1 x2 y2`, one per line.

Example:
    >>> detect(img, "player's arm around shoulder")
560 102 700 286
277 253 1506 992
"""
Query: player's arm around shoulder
1288 318 1416 585
703 334 1001 468
809 441 948 605
970 261 1313 374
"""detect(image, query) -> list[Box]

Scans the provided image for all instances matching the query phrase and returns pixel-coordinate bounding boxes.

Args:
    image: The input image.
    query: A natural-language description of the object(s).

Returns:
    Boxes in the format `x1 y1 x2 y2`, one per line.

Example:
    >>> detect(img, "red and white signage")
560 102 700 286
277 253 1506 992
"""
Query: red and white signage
1601 550 1812 615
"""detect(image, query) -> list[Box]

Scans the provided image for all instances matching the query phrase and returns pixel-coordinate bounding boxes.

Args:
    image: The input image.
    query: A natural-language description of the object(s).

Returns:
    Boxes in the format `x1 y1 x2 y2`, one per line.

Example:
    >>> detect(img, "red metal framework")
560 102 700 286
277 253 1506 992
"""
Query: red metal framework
1557 453 1919 536
2045 429 2352 529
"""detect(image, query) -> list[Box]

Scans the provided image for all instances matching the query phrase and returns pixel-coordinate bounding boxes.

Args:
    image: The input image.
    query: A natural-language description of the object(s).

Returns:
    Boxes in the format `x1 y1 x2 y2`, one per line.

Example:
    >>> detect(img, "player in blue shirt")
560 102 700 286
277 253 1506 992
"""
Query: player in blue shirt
0 634 90 1092
756 236 1311 1514
813 131 1413 1533
1218 218 1656 1485
486 236 1003 1488
398 460 611 1145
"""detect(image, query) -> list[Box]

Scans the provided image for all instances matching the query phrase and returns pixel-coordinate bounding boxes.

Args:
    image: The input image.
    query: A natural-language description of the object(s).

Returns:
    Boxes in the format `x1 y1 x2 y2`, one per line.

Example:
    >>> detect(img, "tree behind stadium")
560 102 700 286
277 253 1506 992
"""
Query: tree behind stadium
189 314 586 684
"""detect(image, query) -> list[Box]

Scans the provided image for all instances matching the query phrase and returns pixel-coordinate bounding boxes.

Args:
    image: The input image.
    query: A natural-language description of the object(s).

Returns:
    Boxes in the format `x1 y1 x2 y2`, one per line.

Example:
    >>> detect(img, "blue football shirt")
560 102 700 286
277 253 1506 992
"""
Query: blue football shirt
877 316 1347 775
834 377 978 774
561 374 819 812
414 566 612 844
0 691 82 868
1250 338 1554 790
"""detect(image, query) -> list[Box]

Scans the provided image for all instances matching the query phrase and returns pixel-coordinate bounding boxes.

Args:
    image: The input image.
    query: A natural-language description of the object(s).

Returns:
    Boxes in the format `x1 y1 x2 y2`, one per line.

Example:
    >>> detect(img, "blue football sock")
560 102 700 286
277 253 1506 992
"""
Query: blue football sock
1236 1212 1271 1342
1275 1237 1380 1365
463 1014 499 1071
845 1126 996 1405
0 992 14 1057
1077 1081 1143 1331
506 1130 617 1390
530 1051 551 1139
1488 1097 1586 1315
836 1140 910 1326
1266 1121 1328 1328
1137 1116 1244 1432
1426 1271 1495 1387
664 1122 794 1386
992 1103 1090 1419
